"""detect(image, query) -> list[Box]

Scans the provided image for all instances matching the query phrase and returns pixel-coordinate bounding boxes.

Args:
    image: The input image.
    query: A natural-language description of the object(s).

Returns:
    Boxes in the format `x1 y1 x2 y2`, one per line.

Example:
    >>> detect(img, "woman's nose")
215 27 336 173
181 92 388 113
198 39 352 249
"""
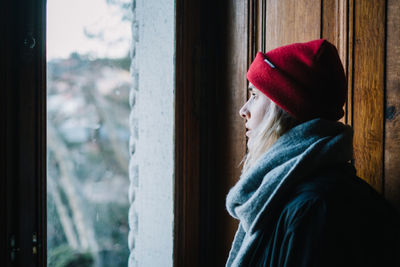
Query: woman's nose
239 104 250 119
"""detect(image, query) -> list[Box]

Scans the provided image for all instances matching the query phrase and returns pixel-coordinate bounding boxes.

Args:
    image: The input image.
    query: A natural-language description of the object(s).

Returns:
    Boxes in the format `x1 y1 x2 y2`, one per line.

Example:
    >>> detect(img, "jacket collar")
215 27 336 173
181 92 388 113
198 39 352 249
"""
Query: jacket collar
226 118 353 234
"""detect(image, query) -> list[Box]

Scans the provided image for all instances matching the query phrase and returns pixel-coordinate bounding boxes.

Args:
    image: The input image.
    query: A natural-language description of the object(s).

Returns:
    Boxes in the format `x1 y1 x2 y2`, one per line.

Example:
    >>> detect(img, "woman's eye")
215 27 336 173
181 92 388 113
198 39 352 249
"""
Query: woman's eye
251 93 257 99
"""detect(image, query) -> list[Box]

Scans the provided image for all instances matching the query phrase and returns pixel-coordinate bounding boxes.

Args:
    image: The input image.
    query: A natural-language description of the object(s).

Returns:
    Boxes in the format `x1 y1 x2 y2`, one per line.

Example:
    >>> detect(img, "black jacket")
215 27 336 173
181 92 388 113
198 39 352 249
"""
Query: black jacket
247 164 400 267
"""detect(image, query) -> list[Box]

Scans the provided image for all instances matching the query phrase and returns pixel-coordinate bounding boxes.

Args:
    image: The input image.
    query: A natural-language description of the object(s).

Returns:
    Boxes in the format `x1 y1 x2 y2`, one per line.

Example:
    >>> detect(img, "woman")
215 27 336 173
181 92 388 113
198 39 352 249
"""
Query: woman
225 39 399 267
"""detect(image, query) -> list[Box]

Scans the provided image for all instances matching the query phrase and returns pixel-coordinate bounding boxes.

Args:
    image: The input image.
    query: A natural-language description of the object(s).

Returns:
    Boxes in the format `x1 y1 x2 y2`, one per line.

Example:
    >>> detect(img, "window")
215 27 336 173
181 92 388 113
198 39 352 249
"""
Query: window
46 1 131 266
46 0 175 266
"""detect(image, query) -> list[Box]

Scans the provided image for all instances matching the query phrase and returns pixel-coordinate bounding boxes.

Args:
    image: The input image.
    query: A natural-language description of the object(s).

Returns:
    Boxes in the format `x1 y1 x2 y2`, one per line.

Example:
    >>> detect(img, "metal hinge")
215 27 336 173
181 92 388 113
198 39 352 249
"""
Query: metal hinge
10 235 20 262
32 232 38 255
10 232 38 262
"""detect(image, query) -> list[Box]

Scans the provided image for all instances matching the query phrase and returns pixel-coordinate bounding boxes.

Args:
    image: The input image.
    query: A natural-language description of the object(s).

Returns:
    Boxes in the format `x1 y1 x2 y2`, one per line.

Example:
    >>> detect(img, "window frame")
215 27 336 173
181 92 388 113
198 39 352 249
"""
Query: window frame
1 0 47 266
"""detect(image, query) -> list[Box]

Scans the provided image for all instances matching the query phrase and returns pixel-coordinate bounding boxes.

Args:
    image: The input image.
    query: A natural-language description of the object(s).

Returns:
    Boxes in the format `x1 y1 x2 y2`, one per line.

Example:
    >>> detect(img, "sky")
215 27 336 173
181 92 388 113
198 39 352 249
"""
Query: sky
47 0 131 60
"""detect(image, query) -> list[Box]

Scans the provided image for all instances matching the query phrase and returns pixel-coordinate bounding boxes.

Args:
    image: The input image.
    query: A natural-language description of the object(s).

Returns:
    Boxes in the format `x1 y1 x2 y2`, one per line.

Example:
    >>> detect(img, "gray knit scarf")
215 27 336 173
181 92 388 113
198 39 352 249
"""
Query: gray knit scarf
225 118 353 267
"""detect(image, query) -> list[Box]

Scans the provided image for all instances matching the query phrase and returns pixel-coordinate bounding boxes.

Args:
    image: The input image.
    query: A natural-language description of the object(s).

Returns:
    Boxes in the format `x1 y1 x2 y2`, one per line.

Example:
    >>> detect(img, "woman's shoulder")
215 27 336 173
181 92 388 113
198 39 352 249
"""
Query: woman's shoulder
284 163 400 249
251 164 400 266
292 163 383 205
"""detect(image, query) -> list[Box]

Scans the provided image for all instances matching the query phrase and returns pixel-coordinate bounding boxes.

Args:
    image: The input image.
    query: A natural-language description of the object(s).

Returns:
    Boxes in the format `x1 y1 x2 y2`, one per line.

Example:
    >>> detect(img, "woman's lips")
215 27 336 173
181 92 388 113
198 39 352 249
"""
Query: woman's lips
246 130 251 137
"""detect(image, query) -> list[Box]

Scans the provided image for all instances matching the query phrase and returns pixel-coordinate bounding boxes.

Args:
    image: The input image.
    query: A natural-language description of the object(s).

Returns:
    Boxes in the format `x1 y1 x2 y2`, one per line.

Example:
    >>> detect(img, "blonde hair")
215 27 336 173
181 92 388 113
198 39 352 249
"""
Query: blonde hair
241 101 299 173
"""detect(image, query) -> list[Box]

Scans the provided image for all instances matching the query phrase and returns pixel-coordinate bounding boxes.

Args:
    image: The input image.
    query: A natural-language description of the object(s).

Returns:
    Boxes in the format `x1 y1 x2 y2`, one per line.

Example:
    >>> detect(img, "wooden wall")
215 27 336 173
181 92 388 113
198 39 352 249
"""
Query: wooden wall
351 0 386 192
216 1 249 266
385 0 400 213
245 0 399 205
175 0 399 266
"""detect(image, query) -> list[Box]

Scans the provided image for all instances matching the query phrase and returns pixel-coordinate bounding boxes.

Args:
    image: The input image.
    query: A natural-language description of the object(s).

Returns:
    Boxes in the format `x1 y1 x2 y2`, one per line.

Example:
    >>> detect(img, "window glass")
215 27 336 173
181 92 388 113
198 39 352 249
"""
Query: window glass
47 0 131 266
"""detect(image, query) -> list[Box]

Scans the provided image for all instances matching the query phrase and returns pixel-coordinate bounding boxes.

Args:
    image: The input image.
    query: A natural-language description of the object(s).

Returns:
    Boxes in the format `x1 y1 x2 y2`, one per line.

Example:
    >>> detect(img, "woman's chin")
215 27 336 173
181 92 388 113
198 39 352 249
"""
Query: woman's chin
247 137 254 149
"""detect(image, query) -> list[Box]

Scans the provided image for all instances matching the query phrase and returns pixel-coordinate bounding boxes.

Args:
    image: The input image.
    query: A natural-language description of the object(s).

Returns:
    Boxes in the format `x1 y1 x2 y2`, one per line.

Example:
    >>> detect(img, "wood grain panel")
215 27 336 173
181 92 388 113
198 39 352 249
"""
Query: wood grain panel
258 0 266 51
265 0 321 51
346 0 354 126
322 0 348 124
385 0 400 210
248 0 257 61
248 0 265 63
352 0 385 192
174 1 201 266
322 0 347 64
217 1 249 265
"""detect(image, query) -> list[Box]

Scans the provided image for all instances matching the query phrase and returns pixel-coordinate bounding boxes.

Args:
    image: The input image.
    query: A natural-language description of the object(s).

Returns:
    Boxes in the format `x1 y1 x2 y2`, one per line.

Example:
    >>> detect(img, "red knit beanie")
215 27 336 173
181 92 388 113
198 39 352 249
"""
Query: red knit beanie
247 39 347 121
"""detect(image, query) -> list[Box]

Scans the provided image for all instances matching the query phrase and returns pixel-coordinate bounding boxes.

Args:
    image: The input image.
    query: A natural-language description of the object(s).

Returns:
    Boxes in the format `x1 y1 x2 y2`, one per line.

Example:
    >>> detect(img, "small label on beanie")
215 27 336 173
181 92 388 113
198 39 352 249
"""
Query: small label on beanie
264 58 275 68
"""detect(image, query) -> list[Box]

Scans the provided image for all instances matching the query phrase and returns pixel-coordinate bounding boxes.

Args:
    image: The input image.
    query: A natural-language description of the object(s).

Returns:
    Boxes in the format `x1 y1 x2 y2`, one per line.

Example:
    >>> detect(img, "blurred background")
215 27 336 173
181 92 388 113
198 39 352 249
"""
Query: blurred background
47 0 131 266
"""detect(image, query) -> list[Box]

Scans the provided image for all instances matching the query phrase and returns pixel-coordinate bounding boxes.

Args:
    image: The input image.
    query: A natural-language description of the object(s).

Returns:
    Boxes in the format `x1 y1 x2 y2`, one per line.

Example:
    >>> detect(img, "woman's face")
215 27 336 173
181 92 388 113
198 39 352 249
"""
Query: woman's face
239 84 271 140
